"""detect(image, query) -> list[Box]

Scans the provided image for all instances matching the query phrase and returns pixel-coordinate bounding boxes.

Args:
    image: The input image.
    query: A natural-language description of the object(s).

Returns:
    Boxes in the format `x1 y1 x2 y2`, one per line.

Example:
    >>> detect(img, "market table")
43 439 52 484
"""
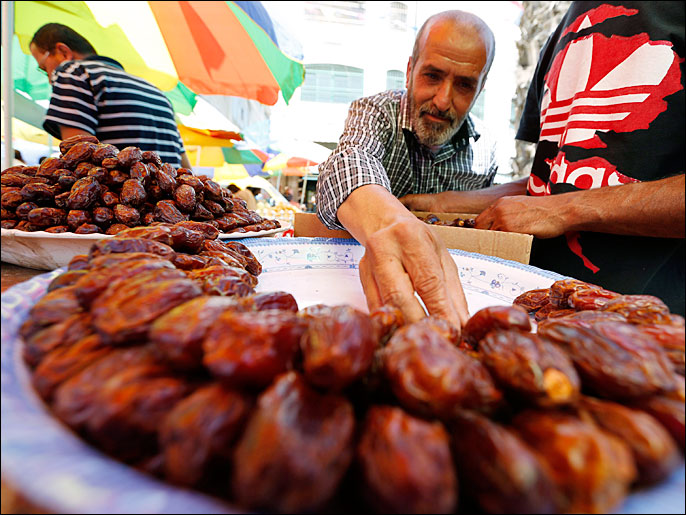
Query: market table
1 262 45 293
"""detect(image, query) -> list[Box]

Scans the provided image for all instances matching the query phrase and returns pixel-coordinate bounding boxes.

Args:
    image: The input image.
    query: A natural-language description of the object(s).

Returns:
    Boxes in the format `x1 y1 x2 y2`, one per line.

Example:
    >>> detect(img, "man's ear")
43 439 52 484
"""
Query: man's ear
406 57 412 89
54 42 75 61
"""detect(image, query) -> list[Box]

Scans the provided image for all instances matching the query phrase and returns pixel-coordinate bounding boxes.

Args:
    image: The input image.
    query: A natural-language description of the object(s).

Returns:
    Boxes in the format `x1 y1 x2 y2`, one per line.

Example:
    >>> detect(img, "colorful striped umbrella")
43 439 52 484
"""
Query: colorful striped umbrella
12 1 305 107
213 163 267 183
262 140 332 172
222 145 271 165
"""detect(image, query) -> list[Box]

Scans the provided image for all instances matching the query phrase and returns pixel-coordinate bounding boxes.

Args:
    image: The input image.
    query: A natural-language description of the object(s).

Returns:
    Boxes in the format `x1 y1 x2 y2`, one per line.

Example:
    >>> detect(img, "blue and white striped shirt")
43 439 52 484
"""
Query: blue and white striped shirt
316 90 498 230
44 56 185 167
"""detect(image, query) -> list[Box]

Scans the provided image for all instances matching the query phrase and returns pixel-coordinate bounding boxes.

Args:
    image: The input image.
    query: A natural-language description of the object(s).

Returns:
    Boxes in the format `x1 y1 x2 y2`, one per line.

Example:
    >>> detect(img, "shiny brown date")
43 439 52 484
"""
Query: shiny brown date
27 207 66 227
631 395 685 451
67 176 101 210
74 223 102 234
129 162 150 183
174 220 220 240
91 273 201 345
370 305 405 346
61 141 96 168
174 184 196 212
188 265 256 297
120 179 147 207
2 190 25 209
150 296 243 371
92 143 119 163
462 305 531 349
634 324 685 375
46 225 71 233
538 320 676 400
479 329 580 408
600 294 673 325
22 312 93 368
203 310 307 388
92 206 115 226
66 209 92 230
232 372 354 513
59 134 99 155
88 237 176 260
578 396 680 485
73 257 177 308
240 291 298 312
20 182 58 204
47 270 89 292
15 201 38 220
382 320 502 418
117 146 143 168
32 334 111 402
511 410 636 514
113 203 141 226
569 287 621 310
301 305 377 391
549 278 603 308
159 383 252 486
357 405 457 514
451 410 558 514
154 200 187 224
22 286 83 334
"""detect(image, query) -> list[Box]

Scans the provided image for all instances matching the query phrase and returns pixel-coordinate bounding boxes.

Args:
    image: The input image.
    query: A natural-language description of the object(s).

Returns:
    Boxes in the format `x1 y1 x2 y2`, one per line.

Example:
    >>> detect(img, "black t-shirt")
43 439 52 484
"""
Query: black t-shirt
516 1 685 315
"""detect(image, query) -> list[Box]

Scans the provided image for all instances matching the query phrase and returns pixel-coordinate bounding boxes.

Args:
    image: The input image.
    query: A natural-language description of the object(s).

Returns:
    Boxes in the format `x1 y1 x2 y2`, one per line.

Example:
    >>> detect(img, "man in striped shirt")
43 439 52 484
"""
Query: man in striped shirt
316 10 497 329
30 23 190 169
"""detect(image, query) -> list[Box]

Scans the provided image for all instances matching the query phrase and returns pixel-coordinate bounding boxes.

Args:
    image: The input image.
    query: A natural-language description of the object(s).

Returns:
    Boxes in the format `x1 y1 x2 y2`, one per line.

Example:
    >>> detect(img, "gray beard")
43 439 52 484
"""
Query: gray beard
414 114 461 147
407 85 463 147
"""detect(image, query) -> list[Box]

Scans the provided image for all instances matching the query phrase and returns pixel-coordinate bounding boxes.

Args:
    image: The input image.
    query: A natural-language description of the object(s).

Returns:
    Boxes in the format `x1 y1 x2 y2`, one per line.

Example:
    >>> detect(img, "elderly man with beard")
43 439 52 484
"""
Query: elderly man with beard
316 10 501 329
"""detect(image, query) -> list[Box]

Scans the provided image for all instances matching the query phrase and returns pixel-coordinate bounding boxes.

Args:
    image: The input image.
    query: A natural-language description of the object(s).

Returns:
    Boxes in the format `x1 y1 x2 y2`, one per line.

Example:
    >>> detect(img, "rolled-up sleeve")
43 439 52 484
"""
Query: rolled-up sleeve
316 96 395 230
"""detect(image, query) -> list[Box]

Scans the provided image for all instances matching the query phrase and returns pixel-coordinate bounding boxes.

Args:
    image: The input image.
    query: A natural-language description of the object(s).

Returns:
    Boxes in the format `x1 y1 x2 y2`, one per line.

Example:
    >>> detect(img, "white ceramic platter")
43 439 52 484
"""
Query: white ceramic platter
1 223 290 270
1 237 683 514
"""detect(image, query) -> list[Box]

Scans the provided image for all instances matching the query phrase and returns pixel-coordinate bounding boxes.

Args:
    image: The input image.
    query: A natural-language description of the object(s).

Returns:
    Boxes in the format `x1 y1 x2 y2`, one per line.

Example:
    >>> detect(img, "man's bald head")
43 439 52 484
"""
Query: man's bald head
411 11 495 76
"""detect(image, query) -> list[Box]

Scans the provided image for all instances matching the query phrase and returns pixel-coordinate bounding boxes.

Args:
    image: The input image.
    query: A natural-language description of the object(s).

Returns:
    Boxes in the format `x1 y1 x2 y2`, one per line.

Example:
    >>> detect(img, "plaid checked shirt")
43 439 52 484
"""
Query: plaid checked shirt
316 90 498 230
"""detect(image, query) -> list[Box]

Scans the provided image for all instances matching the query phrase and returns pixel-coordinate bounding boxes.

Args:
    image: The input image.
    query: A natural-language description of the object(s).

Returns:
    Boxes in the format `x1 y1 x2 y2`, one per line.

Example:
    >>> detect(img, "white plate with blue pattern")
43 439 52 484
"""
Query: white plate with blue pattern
1 237 683 514
1 224 290 271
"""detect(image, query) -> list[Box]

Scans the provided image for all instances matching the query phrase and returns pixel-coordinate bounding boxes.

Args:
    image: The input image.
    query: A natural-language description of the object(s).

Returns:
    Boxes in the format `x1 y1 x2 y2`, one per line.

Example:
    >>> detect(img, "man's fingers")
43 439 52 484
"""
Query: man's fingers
358 254 383 313
440 250 470 327
475 208 494 230
402 243 462 328
368 251 429 324
398 195 414 209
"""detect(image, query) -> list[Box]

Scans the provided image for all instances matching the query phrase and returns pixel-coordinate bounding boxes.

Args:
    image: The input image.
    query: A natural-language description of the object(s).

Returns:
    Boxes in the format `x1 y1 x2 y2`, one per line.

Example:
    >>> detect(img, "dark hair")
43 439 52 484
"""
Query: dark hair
31 23 97 55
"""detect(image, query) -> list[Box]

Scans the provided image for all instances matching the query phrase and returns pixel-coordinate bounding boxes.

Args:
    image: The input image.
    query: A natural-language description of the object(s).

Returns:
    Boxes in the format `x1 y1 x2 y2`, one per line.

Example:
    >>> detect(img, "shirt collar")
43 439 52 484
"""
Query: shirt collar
80 55 125 69
399 90 482 154
58 55 125 72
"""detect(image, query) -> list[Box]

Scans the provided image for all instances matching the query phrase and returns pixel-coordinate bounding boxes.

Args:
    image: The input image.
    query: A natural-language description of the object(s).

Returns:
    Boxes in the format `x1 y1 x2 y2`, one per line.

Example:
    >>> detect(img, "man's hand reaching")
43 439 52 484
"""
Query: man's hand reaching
338 185 470 330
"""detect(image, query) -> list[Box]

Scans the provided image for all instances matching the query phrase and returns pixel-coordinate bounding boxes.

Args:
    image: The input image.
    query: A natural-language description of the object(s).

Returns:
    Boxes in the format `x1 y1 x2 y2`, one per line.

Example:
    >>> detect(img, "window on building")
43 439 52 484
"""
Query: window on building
471 90 486 121
301 64 364 103
386 70 405 90
389 2 408 30
304 1 366 24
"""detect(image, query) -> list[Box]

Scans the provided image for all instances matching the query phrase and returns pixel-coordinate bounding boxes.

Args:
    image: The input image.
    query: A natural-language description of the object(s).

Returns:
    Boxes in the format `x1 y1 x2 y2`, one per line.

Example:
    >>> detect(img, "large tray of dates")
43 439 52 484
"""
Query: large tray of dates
1 229 684 514
1 134 282 270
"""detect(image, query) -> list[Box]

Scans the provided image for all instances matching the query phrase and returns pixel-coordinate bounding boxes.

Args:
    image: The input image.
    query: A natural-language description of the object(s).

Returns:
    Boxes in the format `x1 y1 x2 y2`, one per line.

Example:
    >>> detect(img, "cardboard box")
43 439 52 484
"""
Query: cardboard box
294 212 533 264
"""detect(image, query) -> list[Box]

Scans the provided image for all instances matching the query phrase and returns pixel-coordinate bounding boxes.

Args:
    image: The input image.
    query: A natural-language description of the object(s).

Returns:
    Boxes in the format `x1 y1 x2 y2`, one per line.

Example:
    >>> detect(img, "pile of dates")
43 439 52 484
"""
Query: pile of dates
418 213 476 228
0 134 280 235
19 232 685 515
